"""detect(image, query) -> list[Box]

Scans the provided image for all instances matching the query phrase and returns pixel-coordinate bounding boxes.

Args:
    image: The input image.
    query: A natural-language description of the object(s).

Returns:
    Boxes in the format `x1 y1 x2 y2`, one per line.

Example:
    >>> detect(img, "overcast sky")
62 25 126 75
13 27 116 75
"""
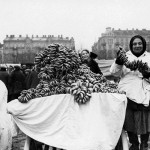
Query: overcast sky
0 0 150 51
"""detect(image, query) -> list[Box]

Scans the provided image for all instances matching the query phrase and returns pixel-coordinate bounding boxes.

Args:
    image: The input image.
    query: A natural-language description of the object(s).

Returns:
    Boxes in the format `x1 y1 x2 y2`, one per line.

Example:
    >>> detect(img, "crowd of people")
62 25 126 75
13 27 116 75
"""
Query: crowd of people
1 34 150 150
0 64 40 102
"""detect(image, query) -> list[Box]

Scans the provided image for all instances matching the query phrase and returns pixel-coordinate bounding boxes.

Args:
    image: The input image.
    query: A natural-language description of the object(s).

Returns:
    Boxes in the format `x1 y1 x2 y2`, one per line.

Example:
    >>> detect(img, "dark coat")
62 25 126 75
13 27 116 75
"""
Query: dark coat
0 71 9 89
26 70 40 89
9 69 26 95
124 98 150 134
87 59 103 75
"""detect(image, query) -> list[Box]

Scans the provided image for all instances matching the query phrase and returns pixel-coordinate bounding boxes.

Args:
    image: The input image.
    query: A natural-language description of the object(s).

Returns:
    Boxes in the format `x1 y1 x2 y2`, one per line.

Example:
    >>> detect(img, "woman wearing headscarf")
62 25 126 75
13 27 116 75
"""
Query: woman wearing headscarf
80 49 103 75
110 35 150 150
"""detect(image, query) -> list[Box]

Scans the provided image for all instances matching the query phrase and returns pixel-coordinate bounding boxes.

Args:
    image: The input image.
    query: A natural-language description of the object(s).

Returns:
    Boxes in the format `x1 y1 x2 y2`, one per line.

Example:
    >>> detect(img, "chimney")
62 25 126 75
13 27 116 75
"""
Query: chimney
6 35 8 38
106 27 111 31
19 35 22 38
71 37 74 40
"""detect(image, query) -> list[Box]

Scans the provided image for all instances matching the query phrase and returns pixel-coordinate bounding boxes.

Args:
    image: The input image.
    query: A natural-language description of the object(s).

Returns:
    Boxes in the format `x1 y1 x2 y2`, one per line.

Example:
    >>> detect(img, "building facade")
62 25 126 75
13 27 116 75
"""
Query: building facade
92 27 150 59
2 34 75 64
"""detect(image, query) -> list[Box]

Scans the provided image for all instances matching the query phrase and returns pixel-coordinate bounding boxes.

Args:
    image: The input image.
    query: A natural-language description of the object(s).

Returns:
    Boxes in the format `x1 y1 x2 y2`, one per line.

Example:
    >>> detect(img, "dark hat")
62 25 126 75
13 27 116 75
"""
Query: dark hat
90 52 97 59
14 65 20 70
0 66 6 71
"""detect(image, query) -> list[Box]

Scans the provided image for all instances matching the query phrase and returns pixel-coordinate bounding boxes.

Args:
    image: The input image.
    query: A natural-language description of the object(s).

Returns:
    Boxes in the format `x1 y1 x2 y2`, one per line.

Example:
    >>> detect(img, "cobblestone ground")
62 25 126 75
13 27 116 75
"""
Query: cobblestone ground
12 130 62 150
12 131 150 150
12 130 26 150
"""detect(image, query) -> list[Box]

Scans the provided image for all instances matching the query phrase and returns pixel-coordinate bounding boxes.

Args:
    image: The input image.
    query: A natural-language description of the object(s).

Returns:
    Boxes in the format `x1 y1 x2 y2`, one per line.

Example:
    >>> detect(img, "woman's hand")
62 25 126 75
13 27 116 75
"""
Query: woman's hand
142 70 150 79
115 47 124 65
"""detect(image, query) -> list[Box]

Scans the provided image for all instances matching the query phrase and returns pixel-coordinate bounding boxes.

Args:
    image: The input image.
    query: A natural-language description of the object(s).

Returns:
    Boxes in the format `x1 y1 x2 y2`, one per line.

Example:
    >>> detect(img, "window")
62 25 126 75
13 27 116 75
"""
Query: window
108 39 113 45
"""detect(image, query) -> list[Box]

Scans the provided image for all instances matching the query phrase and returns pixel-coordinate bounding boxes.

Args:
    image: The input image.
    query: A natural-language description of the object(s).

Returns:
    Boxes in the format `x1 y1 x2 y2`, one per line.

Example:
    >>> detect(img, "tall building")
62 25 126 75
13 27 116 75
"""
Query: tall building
92 27 150 59
2 34 75 64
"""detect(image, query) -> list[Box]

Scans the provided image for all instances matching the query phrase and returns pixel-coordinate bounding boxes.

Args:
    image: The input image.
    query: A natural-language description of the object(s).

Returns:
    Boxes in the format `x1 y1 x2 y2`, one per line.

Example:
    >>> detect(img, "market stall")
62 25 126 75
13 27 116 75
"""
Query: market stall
6 44 128 150
7 92 127 150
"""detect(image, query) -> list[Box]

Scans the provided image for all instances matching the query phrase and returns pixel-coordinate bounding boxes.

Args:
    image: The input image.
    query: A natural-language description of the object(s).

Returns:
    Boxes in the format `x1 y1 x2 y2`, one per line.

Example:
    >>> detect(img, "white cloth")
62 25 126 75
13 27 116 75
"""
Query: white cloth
0 80 17 150
110 51 150 106
7 93 127 150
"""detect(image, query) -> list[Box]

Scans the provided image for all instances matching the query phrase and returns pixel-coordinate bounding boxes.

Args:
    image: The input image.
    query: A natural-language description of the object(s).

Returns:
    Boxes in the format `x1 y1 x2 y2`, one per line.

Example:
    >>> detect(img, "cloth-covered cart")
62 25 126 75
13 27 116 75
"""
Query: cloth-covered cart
7 92 127 150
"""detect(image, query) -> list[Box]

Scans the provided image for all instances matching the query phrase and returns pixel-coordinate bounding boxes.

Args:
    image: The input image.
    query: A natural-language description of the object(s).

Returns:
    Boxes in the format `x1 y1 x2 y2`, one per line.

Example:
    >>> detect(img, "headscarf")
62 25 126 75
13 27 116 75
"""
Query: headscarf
129 35 146 57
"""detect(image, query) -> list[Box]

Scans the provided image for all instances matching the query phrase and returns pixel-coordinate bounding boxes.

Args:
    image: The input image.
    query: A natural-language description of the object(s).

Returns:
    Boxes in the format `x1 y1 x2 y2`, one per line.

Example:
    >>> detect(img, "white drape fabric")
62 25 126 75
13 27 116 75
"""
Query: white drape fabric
0 80 17 150
7 93 127 150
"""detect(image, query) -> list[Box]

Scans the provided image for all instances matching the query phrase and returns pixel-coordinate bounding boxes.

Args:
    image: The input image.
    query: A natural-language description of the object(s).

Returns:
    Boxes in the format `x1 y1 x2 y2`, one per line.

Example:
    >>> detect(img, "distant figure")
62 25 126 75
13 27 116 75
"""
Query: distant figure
9 66 26 101
21 64 27 76
0 66 9 90
27 67 40 89
7 65 14 74
25 69 31 89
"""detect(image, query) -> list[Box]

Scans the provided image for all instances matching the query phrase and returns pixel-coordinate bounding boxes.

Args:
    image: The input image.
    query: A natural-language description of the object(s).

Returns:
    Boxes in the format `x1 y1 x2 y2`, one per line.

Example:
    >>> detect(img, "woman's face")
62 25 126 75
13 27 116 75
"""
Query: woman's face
132 38 143 55
81 50 89 61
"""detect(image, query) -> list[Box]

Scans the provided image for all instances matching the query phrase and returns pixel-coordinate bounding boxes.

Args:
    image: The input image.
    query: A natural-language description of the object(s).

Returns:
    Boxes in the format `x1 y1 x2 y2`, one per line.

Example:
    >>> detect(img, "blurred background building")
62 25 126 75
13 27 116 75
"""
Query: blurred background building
1 28 150 64
1 34 75 64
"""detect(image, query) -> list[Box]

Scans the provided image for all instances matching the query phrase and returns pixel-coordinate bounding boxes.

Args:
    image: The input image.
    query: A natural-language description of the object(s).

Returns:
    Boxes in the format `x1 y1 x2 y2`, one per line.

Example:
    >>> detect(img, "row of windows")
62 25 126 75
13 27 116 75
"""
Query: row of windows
4 42 71 48
102 37 150 45
102 38 130 44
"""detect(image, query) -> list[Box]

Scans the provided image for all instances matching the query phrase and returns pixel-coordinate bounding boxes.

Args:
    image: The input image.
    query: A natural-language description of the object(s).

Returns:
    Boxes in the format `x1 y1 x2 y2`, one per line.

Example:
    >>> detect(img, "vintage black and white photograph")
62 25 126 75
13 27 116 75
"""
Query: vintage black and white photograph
1 0 150 150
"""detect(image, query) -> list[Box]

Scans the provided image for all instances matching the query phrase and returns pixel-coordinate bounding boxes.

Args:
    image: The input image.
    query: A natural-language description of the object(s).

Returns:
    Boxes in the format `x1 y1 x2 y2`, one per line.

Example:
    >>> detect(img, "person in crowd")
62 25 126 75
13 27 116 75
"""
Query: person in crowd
80 49 103 75
25 68 31 89
26 66 40 90
9 65 26 101
8 65 14 74
0 66 9 90
0 66 10 102
21 64 27 76
110 35 150 150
